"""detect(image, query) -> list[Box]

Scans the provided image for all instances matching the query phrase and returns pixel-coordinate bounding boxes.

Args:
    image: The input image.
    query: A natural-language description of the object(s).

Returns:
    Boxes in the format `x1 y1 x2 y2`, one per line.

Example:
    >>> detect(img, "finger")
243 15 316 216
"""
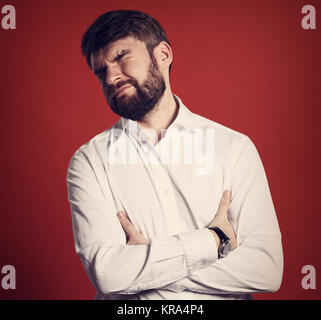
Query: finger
216 190 231 217
117 211 137 237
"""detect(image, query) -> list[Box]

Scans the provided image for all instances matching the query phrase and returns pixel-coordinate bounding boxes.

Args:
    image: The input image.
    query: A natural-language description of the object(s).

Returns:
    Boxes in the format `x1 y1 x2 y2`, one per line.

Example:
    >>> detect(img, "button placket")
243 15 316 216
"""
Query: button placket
151 137 189 235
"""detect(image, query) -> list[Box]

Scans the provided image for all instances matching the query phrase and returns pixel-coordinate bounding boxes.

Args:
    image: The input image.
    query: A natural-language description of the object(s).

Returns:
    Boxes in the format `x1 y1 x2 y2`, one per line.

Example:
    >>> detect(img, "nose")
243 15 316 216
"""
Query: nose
105 64 122 86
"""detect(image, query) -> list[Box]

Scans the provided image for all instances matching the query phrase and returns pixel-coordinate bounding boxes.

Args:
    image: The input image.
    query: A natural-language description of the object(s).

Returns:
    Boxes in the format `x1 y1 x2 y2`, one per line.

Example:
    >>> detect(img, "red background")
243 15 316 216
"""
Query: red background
0 0 320 300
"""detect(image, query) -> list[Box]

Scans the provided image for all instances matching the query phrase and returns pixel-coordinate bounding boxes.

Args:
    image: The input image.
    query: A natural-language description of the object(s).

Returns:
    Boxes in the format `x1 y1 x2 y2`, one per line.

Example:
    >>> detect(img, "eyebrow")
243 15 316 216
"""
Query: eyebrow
93 49 131 76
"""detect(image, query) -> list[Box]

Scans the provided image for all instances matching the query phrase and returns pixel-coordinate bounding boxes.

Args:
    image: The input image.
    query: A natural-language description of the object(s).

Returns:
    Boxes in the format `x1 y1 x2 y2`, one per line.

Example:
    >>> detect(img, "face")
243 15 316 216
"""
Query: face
90 37 166 121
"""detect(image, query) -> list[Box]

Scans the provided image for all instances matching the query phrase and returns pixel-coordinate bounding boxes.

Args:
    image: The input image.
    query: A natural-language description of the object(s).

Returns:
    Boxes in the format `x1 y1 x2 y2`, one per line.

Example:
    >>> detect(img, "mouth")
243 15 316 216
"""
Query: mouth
115 84 132 97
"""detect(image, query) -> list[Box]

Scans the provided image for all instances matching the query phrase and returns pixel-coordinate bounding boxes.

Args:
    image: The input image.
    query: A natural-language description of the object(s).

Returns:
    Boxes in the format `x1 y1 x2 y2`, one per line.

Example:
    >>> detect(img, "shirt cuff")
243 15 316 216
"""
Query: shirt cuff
177 228 218 273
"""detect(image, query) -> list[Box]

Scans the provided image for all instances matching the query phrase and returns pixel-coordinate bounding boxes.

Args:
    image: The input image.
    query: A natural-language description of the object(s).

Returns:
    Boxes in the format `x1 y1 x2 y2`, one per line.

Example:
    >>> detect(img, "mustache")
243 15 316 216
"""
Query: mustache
108 79 138 97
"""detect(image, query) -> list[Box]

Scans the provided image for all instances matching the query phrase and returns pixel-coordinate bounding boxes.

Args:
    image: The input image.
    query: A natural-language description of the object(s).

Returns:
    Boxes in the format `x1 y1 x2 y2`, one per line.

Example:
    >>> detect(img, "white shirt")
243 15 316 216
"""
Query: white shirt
66 95 283 300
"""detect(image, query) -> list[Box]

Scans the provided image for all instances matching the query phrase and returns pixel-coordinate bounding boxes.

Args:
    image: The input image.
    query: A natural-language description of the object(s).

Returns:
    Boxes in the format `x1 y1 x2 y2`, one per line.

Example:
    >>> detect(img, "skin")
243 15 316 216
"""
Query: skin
91 36 178 143
91 36 237 252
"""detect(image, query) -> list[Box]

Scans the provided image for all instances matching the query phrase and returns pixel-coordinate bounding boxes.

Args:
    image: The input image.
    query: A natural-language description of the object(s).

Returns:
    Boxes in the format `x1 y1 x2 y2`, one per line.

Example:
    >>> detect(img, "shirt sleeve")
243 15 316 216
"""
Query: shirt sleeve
162 137 284 295
66 149 218 295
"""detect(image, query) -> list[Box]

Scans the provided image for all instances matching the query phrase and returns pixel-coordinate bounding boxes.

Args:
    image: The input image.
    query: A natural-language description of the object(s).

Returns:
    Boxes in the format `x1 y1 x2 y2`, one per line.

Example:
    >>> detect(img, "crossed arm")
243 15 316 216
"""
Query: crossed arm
117 190 236 252
67 137 283 296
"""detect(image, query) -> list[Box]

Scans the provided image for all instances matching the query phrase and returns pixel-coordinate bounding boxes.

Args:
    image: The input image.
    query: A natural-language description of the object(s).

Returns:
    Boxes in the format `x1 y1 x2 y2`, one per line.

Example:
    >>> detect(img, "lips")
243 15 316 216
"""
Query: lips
115 84 132 97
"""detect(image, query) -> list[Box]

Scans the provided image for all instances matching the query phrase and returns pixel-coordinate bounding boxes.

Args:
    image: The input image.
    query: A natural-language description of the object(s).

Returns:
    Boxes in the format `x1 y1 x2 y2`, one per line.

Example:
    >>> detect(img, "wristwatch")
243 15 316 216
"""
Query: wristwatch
208 226 232 259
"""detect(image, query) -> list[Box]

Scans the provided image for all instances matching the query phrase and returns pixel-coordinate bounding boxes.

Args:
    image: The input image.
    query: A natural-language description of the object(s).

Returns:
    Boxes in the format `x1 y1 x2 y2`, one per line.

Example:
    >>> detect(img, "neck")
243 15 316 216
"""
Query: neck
137 88 178 142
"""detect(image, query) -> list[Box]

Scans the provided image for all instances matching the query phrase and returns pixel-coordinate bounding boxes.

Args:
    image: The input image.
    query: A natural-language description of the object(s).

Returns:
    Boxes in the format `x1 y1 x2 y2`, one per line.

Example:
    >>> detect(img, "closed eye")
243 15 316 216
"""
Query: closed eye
114 49 131 62
93 49 131 78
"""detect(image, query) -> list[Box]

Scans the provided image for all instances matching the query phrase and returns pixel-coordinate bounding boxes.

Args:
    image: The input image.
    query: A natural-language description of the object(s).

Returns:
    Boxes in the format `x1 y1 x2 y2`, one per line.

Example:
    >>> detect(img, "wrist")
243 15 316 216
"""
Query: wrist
209 229 220 248
208 226 233 259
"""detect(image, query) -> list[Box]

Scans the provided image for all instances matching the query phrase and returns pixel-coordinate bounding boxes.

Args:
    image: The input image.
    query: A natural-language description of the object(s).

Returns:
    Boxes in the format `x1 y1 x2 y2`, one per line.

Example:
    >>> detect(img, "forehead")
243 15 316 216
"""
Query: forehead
90 36 149 67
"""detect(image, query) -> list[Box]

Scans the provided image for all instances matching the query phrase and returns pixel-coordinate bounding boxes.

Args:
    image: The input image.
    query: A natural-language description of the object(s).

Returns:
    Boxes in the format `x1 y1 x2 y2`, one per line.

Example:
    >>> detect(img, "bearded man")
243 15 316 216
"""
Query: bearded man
66 10 283 300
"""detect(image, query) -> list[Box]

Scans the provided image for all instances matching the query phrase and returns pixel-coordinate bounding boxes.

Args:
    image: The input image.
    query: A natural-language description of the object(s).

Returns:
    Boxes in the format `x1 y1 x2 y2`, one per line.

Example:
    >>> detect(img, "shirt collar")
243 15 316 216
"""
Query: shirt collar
120 94 197 134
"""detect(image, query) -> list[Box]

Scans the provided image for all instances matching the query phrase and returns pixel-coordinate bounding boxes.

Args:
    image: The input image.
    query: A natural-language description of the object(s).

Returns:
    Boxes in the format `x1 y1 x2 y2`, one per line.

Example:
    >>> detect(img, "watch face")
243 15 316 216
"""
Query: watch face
220 241 232 258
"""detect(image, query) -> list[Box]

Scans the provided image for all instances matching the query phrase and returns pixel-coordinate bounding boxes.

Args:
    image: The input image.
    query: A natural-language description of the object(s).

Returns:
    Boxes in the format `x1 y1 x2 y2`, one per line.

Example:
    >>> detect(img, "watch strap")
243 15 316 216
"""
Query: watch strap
208 226 230 243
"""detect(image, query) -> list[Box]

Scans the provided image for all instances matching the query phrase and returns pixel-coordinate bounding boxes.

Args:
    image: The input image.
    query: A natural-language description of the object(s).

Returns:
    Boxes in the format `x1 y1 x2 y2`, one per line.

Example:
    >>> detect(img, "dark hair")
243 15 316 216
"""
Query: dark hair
81 10 171 70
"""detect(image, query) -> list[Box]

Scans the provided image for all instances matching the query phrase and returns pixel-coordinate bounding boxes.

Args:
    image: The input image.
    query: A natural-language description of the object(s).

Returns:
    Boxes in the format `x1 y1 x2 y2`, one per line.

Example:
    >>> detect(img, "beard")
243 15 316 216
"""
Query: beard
105 57 166 121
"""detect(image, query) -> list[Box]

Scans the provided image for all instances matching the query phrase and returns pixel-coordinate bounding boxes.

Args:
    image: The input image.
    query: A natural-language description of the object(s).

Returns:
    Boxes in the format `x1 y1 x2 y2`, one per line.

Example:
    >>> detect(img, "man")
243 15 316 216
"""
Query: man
66 10 283 300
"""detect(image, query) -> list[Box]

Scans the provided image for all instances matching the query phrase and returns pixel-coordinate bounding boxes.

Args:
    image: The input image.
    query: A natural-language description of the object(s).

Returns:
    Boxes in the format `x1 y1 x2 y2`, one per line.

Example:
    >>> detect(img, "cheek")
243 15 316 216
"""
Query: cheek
122 60 148 82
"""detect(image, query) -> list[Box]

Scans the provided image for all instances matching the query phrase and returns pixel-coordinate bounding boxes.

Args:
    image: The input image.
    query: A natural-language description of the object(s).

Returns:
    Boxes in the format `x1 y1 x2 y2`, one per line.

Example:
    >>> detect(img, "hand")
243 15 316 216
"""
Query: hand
208 190 237 250
117 211 149 245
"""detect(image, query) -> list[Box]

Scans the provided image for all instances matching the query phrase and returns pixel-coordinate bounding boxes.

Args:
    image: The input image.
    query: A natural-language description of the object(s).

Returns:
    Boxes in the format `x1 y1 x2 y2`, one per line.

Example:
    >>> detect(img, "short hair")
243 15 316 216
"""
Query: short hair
81 10 171 70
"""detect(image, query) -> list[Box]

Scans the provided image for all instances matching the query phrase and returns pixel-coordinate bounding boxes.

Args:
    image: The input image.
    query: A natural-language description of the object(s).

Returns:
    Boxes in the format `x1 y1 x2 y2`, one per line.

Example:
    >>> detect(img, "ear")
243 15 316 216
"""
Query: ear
153 41 173 72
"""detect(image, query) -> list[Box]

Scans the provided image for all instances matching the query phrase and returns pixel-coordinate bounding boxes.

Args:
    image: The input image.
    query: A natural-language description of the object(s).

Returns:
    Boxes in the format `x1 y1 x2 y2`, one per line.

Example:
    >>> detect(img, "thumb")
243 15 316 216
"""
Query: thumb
216 190 231 217
117 211 137 237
